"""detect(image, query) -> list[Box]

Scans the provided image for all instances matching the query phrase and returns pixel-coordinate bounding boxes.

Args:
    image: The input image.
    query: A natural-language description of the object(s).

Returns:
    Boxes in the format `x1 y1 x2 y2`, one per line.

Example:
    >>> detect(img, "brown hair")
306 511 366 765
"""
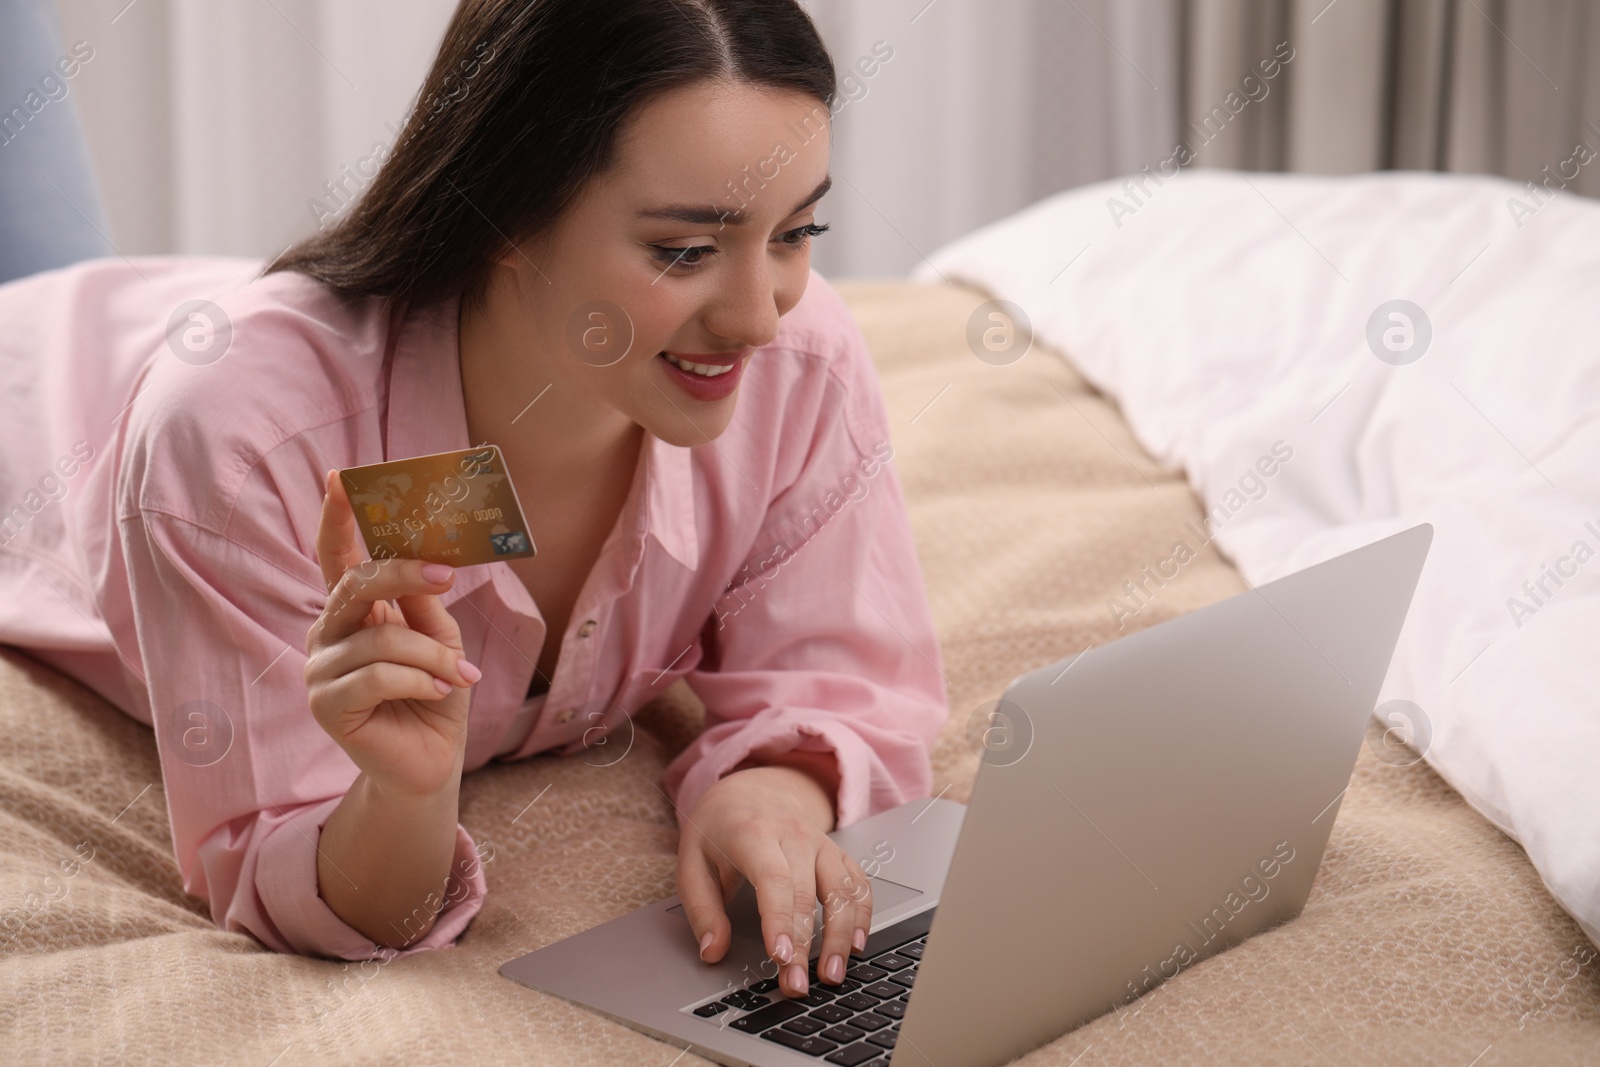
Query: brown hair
266 0 835 306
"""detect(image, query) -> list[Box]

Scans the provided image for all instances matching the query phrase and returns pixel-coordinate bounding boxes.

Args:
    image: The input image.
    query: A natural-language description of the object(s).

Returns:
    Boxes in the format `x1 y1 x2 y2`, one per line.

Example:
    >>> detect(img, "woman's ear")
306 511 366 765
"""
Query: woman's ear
494 235 560 302
496 230 552 276
495 238 526 271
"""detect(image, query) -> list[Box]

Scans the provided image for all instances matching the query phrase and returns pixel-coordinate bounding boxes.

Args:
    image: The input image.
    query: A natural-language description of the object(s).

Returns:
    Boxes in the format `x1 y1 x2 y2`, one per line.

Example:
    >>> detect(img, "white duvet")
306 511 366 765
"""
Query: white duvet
915 170 1600 944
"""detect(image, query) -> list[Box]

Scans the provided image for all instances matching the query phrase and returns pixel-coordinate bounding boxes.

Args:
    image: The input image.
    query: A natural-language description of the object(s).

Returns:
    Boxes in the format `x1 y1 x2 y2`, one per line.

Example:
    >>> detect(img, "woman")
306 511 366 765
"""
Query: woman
0 0 946 1001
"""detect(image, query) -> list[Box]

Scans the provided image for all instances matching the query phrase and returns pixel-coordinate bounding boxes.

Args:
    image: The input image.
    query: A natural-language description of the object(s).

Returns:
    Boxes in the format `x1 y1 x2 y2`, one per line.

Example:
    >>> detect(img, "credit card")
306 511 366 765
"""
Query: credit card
339 444 536 566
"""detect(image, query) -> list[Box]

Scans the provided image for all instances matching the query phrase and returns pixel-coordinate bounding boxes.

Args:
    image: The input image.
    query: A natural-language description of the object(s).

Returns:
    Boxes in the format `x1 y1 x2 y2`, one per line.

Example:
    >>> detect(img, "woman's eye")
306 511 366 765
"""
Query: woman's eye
776 222 830 248
648 223 830 274
650 244 716 271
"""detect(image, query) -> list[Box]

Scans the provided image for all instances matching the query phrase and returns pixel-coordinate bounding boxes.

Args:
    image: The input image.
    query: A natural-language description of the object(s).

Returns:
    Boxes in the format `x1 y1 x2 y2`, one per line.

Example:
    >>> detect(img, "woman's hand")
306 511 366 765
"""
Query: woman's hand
304 469 482 797
677 761 874 998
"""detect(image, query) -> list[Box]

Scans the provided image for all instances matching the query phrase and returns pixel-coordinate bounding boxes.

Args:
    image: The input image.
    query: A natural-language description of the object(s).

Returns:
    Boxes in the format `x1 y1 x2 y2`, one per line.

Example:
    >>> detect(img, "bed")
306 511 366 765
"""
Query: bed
3 276 1598 1065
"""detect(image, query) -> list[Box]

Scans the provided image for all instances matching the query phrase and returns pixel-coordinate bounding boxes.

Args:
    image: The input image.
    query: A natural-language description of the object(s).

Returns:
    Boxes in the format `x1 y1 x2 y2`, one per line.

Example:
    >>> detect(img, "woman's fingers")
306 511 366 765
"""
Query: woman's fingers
678 779 864 1000
394 586 466 648
313 557 456 649
675 843 734 964
777 834 823 996
844 851 874 955
308 622 478 690
740 820 830 996
676 832 750 966
815 847 872 985
315 469 365 593
313 660 458 721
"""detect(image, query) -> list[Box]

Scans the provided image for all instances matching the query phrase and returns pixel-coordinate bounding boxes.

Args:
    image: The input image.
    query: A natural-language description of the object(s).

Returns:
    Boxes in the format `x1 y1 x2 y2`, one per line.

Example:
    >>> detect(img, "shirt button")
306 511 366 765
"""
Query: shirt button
577 619 597 637
556 707 575 724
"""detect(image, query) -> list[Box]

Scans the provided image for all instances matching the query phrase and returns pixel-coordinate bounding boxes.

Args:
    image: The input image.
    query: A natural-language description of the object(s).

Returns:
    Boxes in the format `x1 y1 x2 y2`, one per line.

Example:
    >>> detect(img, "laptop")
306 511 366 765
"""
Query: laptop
500 522 1433 1067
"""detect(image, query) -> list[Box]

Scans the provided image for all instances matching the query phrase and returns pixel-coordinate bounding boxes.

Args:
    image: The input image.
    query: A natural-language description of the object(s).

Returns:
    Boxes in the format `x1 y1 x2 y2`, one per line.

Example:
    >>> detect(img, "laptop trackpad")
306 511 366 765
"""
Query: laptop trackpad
668 876 922 949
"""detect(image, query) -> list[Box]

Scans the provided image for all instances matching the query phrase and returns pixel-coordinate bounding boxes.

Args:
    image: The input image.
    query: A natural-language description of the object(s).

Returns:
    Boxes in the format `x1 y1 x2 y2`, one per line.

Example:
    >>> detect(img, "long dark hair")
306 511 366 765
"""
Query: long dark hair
267 0 835 306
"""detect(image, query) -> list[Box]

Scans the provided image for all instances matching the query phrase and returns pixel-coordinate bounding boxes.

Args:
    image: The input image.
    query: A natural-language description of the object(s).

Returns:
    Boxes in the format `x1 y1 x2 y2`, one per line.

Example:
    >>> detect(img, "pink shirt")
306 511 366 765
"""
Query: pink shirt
0 256 946 961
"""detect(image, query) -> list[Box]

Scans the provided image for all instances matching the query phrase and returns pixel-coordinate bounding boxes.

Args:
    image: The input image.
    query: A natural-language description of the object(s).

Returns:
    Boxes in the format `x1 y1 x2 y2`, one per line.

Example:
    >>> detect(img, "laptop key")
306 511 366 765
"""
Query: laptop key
888 970 917 988
822 1043 881 1066
836 993 880 1012
693 1002 728 1018
782 1017 827 1036
819 1024 865 1043
850 1012 891 1032
845 965 888 983
722 991 768 1010
870 953 913 971
866 1030 896 1050
808 1004 854 1024
795 986 836 1007
750 978 780 994
898 943 924 960
729 999 807 1033
862 982 902 1000
761 1029 838 1056
873 1000 905 1020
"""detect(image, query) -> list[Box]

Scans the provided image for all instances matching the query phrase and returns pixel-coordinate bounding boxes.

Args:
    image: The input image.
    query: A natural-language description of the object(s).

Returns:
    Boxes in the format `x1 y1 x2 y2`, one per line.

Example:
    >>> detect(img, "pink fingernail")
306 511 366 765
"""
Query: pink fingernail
433 677 452 695
421 563 454 584
825 953 844 983
774 933 793 964
698 931 714 960
785 963 807 995
457 659 482 684
852 928 866 952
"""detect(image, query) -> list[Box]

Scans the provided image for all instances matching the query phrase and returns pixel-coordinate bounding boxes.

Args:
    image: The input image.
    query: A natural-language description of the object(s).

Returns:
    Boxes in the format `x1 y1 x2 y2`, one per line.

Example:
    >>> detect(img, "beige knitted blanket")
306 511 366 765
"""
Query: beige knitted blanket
3 280 1597 1065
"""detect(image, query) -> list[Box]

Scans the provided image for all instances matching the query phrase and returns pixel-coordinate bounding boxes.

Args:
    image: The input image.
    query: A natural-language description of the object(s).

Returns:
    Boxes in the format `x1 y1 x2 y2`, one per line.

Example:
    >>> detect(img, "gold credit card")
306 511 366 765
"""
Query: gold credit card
340 445 536 567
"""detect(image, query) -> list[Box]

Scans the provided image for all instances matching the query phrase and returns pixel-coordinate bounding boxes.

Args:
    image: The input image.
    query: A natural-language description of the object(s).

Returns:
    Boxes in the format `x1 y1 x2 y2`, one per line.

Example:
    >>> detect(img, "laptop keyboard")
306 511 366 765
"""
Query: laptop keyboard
686 922 929 1066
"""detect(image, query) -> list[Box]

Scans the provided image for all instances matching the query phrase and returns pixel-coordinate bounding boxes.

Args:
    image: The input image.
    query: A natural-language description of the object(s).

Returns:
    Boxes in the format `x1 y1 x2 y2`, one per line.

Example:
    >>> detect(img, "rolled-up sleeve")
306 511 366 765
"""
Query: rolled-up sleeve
119 505 486 961
662 320 948 830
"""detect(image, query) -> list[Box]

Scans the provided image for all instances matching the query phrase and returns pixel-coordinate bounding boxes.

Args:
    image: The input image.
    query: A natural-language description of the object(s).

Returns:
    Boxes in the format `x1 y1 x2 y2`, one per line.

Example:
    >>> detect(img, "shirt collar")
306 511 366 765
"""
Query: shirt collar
385 295 699 574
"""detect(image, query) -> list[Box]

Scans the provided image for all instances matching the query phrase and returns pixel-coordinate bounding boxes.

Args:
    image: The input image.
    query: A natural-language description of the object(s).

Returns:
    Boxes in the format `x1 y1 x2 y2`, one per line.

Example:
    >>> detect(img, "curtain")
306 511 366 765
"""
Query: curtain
798 0 1181 277
52 0 456 259
50 0 1600 277
1185 0 1600 193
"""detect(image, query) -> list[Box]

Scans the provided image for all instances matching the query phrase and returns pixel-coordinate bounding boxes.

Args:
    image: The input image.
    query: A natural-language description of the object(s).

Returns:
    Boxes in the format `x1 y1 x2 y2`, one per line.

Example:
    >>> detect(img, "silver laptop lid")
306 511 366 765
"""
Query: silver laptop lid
891 523 1433 1067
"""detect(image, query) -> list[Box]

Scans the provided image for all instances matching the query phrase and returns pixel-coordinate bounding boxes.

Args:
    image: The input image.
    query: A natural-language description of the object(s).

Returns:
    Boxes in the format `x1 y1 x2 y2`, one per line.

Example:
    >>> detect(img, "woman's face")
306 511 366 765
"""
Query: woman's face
491 78 833 449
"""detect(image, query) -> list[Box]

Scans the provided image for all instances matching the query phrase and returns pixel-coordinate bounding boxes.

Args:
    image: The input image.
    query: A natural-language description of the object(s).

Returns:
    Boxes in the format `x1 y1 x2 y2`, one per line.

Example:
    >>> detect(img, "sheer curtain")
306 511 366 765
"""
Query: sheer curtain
51 0 1179 276
52 0 456 259
797 0 1180 277
50 0 1600 277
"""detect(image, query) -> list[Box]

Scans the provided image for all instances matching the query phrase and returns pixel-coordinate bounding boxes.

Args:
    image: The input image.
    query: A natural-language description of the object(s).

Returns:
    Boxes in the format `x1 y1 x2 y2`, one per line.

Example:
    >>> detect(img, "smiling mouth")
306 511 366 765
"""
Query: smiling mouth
659 351 740 377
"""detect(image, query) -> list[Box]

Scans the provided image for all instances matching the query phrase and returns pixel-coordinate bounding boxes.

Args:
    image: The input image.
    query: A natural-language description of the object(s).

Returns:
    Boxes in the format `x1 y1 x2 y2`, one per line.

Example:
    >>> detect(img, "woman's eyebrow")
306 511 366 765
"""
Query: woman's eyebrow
638 175 832 227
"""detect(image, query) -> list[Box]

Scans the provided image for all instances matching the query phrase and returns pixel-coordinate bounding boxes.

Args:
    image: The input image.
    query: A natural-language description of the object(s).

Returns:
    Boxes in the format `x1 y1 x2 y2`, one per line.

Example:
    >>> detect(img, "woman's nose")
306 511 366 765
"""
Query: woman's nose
703 261 783 350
